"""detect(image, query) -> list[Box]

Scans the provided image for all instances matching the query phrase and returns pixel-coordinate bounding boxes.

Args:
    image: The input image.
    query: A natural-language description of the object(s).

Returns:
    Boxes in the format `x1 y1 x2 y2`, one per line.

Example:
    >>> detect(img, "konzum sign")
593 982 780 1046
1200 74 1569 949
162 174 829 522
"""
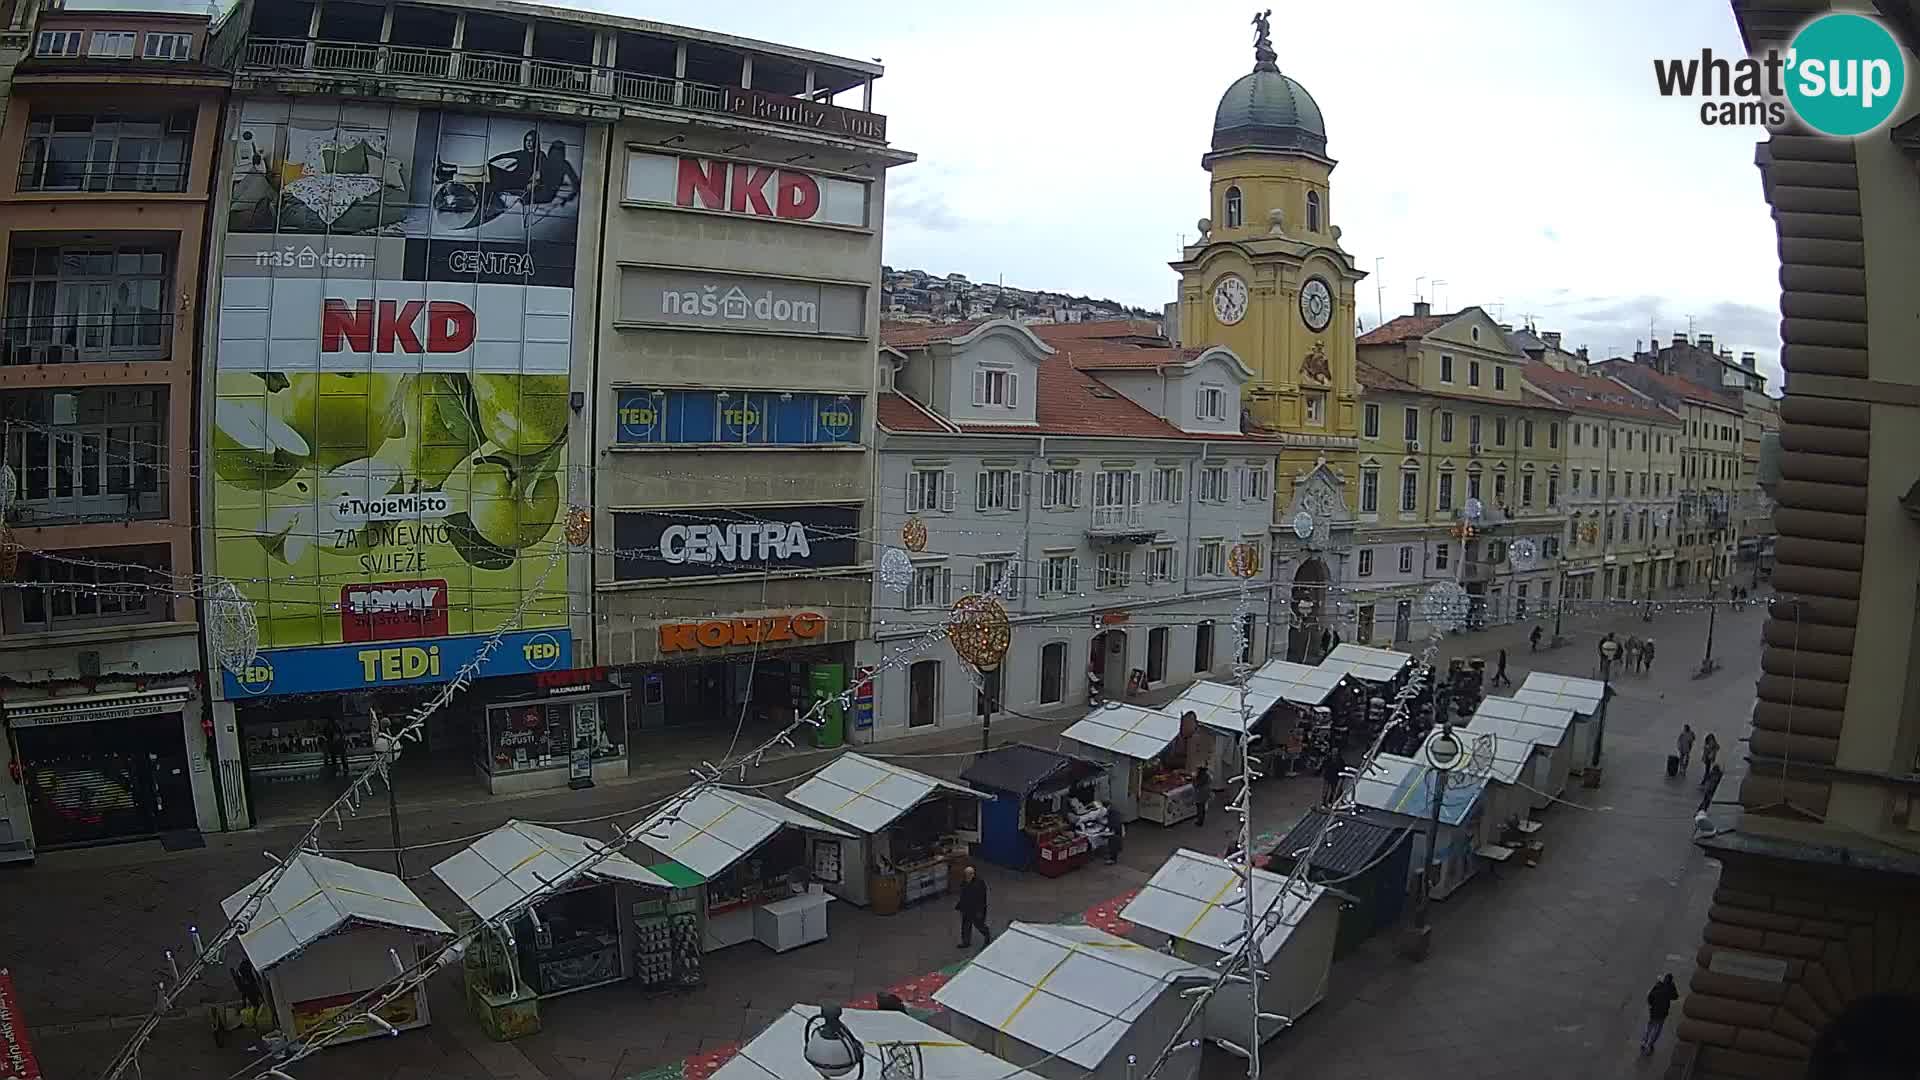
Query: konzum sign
624 152 869 228
658 611 827 653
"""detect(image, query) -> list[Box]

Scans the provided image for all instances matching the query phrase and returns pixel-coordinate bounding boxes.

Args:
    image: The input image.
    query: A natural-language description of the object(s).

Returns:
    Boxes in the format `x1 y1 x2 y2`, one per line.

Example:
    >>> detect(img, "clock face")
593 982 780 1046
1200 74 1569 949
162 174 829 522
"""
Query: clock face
1299 277 1333 332
1212 275 1249 326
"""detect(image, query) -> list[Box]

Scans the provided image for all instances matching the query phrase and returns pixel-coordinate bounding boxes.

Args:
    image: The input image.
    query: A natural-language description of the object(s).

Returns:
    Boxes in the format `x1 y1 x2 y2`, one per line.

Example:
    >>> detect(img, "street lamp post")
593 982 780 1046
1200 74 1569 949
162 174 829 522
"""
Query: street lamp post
372 712 403 877
1585 637 1618 788
1405 704 1460 962
1695 579 1722 679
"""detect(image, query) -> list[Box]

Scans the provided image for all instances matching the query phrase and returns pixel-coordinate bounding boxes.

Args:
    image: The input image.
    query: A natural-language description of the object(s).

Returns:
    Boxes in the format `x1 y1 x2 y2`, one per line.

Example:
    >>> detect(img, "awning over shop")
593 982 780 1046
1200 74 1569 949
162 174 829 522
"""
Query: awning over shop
785 753 985 835
1513 672 1607 716
713 1005 1045 1080
1121 848 1325 963
224 852 451 973
5 687 191 728
932 922 1205 1070
1162 680 1283 735
1059 703 1185 761
635 788 852 881
1319 644 1412 684
432 819 675 922
1352 755 1484 825
960 744 1107 798
1249 659 1347 706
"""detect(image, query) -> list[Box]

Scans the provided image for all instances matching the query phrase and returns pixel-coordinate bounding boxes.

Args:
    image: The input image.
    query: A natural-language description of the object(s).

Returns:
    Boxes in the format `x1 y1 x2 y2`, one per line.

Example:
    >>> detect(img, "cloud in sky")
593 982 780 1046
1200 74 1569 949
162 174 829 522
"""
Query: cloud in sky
578 0 1785 388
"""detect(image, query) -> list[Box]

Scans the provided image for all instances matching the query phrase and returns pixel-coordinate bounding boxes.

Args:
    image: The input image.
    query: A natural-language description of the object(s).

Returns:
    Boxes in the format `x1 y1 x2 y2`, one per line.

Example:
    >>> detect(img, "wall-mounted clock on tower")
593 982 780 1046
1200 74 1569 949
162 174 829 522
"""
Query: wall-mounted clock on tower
1212 274 1248 326
1299 276 1333 332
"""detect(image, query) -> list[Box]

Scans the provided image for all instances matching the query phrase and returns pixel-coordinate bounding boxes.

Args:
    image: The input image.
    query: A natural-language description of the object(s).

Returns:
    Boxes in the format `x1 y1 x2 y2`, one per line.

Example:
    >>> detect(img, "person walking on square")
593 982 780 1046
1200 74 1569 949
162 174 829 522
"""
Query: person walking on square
956 865 991 948
1529 624 1543 653
1642 637 1657 674
1493 648 1513 688
1321 749 1347 807
1700 762 1726 814
1641 973 1680 1055
1103 805 1124 865
1700 732 1720 783
1676 724 1696 774
1192 764 1210 826
1599 632 1617 679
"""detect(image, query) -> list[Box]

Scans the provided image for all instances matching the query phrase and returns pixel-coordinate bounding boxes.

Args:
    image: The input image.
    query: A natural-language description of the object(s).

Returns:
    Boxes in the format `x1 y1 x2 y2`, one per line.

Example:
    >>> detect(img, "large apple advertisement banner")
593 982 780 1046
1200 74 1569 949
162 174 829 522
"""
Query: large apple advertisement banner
212 100 583 697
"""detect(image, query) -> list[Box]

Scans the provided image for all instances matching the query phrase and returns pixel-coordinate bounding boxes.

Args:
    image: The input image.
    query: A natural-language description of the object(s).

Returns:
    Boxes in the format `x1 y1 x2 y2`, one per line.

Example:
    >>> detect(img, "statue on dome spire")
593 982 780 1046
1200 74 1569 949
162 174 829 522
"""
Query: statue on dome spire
1251 9 1279 72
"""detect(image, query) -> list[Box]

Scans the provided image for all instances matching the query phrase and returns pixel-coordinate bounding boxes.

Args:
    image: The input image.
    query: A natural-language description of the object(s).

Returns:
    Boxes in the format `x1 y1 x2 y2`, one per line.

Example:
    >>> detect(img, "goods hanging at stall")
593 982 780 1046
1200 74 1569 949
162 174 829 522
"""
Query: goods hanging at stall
432 819 677 1037
1267 808 1411 957
932 922 1207 1080
634 788 852 954
1161 680 1287 793
1119 848 1337 1048
713 1004 1046 1080
1513 672 1608 770
1350 755 1489 900
1250 658 1351 776
1058 703 1194 825
221 852 452 1047
959 744 1111 876
1465 696 1578 808
782 753 987 910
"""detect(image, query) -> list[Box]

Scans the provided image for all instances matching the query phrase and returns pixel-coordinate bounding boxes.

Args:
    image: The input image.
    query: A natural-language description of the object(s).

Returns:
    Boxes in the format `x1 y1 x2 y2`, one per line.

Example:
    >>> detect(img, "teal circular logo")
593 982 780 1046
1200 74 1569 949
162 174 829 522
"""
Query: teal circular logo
1787 13 1906 136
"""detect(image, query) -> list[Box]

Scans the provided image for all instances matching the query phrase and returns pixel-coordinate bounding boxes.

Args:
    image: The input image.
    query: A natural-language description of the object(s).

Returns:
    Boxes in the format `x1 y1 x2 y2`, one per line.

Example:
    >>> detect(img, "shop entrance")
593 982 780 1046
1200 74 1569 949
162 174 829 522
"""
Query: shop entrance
1286 558 1330 662
17 713 194 848
632 647 850 748
237 687 471 827
1089 629 1128 701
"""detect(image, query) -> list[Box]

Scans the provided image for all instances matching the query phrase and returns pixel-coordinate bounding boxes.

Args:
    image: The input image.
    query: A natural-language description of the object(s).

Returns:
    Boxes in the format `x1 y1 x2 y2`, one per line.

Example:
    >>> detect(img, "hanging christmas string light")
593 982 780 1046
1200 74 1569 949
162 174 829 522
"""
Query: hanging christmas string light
1227 541 1261 579
1421 580 1470 627
878 547 915 594
205 578 260 675
901 516 929 553
564 506 592 547
1508 538 1538 572
947 593 1011 673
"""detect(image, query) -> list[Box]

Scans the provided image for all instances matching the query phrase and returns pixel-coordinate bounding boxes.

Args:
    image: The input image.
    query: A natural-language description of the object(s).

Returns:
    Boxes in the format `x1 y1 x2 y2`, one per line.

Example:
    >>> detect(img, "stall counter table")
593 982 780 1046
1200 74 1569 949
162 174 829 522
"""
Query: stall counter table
754 891 832 953
1138 784 1198 825
1034 831 1092 877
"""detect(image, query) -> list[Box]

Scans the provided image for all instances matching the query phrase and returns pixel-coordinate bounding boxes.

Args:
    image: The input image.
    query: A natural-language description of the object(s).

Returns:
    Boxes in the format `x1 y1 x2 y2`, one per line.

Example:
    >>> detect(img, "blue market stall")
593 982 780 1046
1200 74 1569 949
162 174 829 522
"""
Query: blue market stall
960 744 1110 875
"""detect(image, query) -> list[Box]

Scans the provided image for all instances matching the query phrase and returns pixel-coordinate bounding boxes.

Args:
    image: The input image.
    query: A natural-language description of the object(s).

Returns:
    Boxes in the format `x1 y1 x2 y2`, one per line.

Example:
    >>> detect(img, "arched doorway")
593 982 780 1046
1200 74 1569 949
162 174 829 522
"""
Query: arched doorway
1807 993 1920 1080
1286 558 1330 663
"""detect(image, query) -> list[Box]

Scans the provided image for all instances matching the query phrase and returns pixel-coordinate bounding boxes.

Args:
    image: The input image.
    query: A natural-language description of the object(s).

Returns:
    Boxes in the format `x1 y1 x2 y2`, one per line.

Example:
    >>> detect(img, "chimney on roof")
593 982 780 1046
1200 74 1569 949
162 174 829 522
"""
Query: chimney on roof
1697 333 1714 353
1542 331 1561 350
1413 300 1432 318
1577 345 1589 360
1741 350 1757 370
1498 323 1513 333
1671 332 1688 349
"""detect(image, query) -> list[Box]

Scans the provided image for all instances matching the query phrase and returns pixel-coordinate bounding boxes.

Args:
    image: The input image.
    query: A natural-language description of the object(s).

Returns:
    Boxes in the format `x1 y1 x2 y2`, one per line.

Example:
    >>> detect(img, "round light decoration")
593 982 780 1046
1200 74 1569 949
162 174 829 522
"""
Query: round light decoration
1508 537 1538 571
1422 727 1464 772
205 577 261 675
1227 542 1262 579
901 517 929 553
563 506 592 548
1421 580 1470 627
1291 512 1314 540
878 547 915 594
949 594 1012 673
1463 497 1484 523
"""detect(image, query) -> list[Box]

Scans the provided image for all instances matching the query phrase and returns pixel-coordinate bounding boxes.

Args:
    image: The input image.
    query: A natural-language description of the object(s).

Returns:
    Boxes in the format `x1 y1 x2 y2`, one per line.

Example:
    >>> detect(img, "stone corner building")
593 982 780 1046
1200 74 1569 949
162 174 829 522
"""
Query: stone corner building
1672 3 1920 1077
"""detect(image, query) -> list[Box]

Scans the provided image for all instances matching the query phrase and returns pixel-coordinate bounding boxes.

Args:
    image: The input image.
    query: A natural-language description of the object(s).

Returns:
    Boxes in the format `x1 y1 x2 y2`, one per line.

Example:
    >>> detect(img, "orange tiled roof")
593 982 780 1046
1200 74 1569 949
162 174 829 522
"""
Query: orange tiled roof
1356 360 1417 393
875 392 954 434
1052 342 1208 371
1027 319 1167 344
1356 312 1456 346
879 320 992 347
1595 359 1743 412
1520 363 1677 423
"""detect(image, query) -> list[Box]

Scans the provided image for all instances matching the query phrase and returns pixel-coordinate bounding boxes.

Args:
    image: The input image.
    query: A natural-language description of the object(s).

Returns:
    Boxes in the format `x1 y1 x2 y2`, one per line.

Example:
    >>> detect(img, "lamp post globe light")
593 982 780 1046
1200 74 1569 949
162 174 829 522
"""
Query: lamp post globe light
804 1004 864 1080
1422 726 1464 772
1404 721 1461 961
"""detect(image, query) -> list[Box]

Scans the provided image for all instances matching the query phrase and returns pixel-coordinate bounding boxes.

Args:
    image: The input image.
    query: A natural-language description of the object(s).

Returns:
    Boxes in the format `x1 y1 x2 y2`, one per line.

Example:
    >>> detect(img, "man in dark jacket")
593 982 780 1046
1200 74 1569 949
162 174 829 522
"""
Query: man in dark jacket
1641 973 1680 1055
1192 765 1211 826
1321 750 1347 807
956 864 991 948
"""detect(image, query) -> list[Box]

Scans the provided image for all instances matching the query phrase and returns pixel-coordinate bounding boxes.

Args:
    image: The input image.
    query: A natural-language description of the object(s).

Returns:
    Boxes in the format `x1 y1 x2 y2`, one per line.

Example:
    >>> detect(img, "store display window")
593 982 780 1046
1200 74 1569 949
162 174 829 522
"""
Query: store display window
483 697 625 775
704 830 807 915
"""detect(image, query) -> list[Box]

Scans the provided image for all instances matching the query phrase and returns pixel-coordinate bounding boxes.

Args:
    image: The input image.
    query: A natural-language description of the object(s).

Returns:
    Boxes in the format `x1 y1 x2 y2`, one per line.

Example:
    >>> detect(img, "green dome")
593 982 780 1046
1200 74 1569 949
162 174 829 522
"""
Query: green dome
1212 66 1327 156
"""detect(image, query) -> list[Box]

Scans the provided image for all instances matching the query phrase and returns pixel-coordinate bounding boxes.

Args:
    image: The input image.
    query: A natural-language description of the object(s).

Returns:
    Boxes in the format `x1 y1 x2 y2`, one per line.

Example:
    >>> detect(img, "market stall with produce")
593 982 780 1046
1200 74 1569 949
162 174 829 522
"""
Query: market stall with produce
634 788 852 954
1119 848 1337 1048
959 744 1111 876
933 921 1207 1080
782 753 987 911
1058 703 1195 824
219 852 452 1048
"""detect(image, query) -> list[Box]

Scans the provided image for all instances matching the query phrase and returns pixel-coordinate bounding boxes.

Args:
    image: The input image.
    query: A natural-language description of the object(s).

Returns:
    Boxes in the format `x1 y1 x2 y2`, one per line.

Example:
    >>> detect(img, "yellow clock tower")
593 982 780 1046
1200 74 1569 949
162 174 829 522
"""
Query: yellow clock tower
1174 12 1364 490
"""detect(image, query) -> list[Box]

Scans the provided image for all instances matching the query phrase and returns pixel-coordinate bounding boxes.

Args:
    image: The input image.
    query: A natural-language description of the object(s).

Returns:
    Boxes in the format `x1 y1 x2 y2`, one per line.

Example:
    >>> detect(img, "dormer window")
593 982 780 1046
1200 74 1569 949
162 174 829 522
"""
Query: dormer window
1197 383 1226 422
972 365 1018 408
1224 186 1243 229
1306 191 1322 232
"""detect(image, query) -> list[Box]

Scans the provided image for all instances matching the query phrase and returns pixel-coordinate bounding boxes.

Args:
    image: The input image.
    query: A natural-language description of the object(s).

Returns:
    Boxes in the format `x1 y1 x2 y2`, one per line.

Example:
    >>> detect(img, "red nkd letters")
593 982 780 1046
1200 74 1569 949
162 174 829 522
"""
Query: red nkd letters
322 299 477 354
675 157 822 221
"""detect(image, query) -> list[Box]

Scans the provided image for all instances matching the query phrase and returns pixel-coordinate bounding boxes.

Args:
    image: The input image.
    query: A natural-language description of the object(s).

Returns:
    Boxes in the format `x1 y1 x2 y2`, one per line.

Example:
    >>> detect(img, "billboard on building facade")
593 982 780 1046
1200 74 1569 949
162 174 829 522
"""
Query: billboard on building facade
212 100 585 698
611 504 860 581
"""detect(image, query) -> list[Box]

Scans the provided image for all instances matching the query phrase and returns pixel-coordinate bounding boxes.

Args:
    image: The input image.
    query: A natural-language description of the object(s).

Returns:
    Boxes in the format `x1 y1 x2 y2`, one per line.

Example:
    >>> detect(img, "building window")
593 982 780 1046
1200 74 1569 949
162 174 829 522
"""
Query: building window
973 556 1020 598
1147 627 1170 683
1400 469 1419 513
1398 546 1413 573
1359 468 1379 513
4 242 173 362
1304 391 1326 426
13 545 169 631
1306 191 1322 232
975 468 1023 512
1363 403 1380 439
1097 549 1133 589
1357 604 1375 645
1573 425 1582 447
1043 467 1081 509
1041 554 1079 596
1469 360 1481 387
1440 354 1455 383
1434 543 1450 570
1199 466 1230 502
1547 474 1560 505
906 468 951 513
1572 468 1582 491
89 30 137 58
1196 539 1225 578
1238 614 1257 665
1403 407 1420 442
1194 621 1215 672
909 660 939 728
1469 414 1482 447
1147 544 1178 584
141 32 194 61
1611 428 1619 449
4 388 166 525
1495 417 1508 445
1224 186 1243 228
1523 419 1535 447
911 566 952 609
1543 536 1560 559
1521 473 1535 505
1548 423 1559 449
1039 642 1066 705
972 366 1018 408
1494 472 1508 503
1607 472 1617 497
1516 583 1529 620
1358 548 1374 576
1197 383 1226 421
1437 470 1455 512
1467 469 1482 501
1590 472 1599 497
1440 411 1454 443
1495 366 1507 391
1094 469 1140 525
1150 466 1183 504
35 30 83 57
1237 464 1269 502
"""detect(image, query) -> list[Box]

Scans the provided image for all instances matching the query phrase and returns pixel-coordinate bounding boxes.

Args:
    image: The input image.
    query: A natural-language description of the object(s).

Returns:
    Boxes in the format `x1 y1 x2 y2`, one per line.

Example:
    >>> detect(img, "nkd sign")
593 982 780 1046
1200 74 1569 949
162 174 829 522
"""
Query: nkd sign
618 267 866 337
624 152 869 228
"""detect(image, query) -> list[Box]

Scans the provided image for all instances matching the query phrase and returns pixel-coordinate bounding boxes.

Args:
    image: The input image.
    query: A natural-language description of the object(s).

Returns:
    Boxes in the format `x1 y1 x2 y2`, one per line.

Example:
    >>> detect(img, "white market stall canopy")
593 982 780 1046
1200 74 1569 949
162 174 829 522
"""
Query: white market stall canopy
932 922 1206 1071
1352 755 1485 826
224 851 451 973
1121 848 1326 963
1060 703 1186 761
1469 696 1576 751
713 1004 1046 1080
432 819 676 921
1320 643 1412 684
636 788 852 880
1514 672 1608 716
1249 659 1346 707
1163 680 1283 735
785 752 986 835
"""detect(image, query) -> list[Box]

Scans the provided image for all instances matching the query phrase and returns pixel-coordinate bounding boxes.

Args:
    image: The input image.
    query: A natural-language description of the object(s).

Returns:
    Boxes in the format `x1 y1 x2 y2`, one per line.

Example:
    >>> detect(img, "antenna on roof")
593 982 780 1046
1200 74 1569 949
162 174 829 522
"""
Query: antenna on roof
1414 275 1427 304
1433 280 1448 311
1373 257 1384 328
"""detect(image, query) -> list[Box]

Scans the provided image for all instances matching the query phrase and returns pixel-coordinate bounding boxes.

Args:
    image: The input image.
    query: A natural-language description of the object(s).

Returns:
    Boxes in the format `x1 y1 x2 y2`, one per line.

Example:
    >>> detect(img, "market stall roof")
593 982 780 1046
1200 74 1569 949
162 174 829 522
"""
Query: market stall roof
1249 658 1347 706
785 752 986 834
635 788 852 881
1514 672 1608 715
960 743 1107 797
224 852 451 973
932 922 1206 1070
432 820 675 922
1468 696 1576 749
1121 848 1326 963
713 1004 1046 1080
1060 703 1185 761
1320 643 1413 684
1269 807 1409 878
1162 680 1283 735
1351 754 1484 826
1447 723 1535 785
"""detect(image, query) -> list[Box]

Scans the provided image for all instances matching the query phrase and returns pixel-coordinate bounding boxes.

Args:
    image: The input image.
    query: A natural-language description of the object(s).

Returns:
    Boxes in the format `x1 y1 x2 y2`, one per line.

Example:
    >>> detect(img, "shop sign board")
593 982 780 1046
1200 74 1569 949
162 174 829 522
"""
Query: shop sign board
722 88 888 142
618 268 866 337
853 665 875 731
658 612 828 653
623 151 869 228
614 389 860 447
222 630 572 698
612 505 859 580
0 969 40 1080
211 101 585 696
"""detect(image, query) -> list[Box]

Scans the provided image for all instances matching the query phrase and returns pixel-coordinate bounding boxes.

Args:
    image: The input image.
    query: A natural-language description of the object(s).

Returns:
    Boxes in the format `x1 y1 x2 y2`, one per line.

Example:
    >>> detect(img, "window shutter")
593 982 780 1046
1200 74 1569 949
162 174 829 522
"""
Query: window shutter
941 471 956 512
1174 547 1183 581
972 368 987 406
1007 560 1021 599
941 567 952 604
1009 471 1024 510
906 475 921 513
1068 558 1080 593
1129 471 1141 506
1006 372 1019 408
975 471 990 512
1071 471 1083 508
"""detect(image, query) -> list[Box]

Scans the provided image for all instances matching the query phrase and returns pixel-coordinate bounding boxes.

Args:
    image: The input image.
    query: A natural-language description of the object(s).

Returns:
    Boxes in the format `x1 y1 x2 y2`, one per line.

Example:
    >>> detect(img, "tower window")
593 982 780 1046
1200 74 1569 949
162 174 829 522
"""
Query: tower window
1306 191 1322 232
1224 186 1243 229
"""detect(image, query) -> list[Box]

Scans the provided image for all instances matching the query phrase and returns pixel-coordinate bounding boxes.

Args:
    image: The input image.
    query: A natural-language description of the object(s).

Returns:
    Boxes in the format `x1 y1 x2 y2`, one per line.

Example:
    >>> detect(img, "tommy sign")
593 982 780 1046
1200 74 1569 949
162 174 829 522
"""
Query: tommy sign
612 504 859 580
619 268 866 337
624 152 869 228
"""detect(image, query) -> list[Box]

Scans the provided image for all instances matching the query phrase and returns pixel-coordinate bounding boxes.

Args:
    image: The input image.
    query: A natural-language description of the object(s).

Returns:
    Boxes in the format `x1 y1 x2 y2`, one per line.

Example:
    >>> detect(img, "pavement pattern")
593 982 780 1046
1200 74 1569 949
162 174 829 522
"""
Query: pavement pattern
4 598 1763 1079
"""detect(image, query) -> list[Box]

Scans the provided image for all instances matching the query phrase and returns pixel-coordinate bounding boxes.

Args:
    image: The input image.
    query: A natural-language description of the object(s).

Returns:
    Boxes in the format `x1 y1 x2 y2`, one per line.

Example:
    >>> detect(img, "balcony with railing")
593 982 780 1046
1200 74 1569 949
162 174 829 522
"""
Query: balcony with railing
1088 504 1158 543
4 241 176 365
